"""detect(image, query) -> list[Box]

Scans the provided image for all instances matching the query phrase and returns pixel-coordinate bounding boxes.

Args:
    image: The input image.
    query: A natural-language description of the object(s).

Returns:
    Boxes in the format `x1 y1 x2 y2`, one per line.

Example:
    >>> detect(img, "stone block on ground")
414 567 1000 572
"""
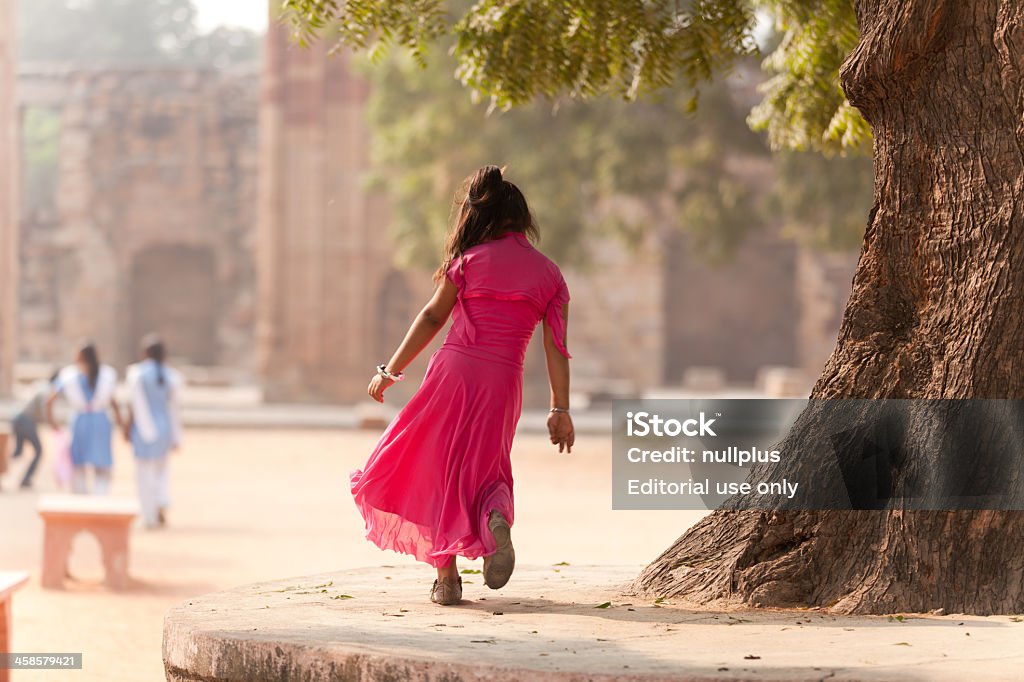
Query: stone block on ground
756 366 810 398
682 367 726 393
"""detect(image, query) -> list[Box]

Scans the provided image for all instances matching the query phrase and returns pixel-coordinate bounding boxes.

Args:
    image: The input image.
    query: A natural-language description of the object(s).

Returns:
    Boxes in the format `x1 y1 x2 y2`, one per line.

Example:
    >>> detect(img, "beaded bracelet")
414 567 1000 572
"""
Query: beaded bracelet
376 364 405 382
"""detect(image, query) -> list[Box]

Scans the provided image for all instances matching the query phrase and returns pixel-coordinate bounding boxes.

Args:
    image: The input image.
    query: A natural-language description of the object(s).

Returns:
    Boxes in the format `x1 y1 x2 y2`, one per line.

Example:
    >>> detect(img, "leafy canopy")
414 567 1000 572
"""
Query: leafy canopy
280 0 867 154
363 43 768 269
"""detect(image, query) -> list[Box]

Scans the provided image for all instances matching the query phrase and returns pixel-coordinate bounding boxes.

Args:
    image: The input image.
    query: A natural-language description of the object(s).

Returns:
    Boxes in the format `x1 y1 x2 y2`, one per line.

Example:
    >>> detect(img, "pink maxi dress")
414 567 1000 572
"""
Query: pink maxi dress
350 231 571 567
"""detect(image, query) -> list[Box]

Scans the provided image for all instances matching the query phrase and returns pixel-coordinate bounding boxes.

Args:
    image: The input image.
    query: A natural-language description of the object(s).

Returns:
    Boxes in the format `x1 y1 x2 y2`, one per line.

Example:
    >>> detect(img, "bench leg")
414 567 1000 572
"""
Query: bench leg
41 524 74 590
96 526 131 590
1 597 12 682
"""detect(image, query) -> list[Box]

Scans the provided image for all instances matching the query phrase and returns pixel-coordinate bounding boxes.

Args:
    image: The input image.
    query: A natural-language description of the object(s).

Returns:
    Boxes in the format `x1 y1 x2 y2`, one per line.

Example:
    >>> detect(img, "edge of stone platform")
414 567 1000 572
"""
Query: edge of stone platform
162 607 731 682
162 566 743 682
162 624 716 682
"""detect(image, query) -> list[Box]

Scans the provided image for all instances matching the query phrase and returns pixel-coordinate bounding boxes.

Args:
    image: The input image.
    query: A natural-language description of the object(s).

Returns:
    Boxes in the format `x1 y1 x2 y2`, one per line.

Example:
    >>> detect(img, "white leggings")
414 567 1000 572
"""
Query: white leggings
70 465 112 495
135 456 170 526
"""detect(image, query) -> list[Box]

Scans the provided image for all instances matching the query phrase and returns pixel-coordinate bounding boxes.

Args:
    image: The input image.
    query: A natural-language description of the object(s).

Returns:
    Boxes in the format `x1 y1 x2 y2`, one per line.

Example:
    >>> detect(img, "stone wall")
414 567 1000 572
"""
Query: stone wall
561 235 664 398
5 23 857 403
254 24 858 403
17 66 258 372
796 246 860 379
257 21 415 403
662 229 801 385
0 0 16 397
256 21 670 405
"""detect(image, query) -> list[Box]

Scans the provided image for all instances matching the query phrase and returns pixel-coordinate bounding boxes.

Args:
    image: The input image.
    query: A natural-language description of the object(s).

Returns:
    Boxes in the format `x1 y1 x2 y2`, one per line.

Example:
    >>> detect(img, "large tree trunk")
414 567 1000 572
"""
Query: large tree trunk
633 0 1024 615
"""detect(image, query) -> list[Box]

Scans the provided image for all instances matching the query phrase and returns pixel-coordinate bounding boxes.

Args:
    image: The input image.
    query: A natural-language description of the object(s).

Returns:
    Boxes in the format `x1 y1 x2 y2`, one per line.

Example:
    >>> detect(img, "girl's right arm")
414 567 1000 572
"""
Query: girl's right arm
367 277 459 402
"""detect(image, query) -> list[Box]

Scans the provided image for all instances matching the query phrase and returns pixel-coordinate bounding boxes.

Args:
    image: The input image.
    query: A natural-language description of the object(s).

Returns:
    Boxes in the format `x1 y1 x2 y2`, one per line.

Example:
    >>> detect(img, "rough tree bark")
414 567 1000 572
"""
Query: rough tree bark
633 0 1024 615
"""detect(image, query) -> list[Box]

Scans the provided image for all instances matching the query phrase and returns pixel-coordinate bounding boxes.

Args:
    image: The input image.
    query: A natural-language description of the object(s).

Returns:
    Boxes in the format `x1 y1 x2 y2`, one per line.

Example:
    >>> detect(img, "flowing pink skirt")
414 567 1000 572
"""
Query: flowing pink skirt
350 345 522 567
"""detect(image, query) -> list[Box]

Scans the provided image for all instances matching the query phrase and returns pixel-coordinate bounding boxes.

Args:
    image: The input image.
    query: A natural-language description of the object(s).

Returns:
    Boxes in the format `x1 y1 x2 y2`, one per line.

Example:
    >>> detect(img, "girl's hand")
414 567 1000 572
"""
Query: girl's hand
367 374 395 403
547 412 575 453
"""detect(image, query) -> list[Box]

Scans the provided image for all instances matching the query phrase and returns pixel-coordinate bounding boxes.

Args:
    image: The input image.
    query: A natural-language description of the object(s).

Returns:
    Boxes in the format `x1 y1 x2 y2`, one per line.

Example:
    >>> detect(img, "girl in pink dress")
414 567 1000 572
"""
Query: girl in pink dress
353 165 575 605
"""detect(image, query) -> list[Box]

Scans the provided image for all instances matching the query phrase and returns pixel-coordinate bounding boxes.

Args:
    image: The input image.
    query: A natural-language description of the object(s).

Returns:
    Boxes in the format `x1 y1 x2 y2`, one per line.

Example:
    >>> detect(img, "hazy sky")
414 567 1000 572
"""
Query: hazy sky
194 0 269 33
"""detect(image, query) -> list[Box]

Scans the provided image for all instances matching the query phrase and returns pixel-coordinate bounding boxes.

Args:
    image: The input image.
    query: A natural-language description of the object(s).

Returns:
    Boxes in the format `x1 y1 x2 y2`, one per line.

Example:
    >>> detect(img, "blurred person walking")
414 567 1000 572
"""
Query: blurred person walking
47 342 124 495
8 370 58 490
125 335 183 529
354 166 575 606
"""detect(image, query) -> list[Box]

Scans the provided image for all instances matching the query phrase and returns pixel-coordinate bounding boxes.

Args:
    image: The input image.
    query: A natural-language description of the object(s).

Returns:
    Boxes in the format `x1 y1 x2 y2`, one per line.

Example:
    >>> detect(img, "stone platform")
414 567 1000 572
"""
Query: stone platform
163 565 1024 682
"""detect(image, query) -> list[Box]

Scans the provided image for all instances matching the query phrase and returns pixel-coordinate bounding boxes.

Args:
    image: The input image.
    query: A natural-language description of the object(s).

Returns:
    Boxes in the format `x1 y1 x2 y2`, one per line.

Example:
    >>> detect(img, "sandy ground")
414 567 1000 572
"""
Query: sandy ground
0 427 702 681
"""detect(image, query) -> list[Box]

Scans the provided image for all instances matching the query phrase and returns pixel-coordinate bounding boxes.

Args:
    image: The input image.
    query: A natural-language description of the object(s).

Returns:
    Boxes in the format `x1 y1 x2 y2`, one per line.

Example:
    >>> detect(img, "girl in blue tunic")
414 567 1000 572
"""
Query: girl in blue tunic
126 336 183 528
47 342 124 495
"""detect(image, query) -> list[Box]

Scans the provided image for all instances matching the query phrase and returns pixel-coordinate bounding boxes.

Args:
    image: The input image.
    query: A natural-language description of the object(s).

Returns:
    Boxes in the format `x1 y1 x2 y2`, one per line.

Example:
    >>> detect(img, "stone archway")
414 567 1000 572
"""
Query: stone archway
129 244 218 366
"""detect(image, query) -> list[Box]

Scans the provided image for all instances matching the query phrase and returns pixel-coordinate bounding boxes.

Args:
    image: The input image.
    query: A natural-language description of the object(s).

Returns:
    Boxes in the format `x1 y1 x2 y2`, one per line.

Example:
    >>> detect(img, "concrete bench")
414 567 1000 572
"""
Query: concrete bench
0 571 29 682
37 495 138 590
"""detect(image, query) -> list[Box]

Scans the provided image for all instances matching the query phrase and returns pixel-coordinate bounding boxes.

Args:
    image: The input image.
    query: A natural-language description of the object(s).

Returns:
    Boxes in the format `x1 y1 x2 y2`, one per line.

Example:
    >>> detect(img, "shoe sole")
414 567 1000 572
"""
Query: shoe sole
484 513 515 589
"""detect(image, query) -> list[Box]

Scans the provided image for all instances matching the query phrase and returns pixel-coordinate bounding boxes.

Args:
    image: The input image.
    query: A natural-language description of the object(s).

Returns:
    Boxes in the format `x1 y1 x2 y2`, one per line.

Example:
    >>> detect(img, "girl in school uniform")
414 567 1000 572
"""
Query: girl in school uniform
47 342 124 495
126 335 183 529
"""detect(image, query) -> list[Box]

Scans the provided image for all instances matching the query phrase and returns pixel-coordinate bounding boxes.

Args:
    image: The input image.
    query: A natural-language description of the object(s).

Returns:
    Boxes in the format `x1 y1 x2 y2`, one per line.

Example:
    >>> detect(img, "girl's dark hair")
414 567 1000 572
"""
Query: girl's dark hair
142 333 167 386
77 341 100 390
434 165 538 283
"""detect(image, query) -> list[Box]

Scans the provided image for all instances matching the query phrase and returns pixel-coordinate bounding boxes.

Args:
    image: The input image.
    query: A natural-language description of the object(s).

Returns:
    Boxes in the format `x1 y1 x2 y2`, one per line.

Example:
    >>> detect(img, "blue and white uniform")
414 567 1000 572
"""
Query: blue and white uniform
127 359 183 526
56 364 118 494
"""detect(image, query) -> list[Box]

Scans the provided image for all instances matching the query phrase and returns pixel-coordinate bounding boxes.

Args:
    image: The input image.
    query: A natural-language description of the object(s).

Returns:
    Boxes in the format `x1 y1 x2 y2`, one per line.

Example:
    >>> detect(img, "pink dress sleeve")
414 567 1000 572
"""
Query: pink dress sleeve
544 276 571 358
445 256 465 289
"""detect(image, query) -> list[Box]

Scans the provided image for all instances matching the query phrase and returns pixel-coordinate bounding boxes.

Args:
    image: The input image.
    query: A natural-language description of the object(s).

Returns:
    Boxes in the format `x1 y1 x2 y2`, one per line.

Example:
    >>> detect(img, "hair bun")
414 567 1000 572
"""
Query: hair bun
467 165 505 206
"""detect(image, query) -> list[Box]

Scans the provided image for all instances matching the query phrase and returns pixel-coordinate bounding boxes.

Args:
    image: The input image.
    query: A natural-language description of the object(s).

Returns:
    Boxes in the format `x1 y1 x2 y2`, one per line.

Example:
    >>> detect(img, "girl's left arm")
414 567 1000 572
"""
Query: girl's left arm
543 303 574 453
368 277 459 402
46 390 60 431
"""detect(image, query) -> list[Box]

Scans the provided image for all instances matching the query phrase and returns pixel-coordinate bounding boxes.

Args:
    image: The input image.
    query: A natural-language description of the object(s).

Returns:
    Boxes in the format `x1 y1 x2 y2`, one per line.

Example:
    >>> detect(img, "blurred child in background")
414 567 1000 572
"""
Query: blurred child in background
9 370 58 490
126 334 183 528
48 342 124 495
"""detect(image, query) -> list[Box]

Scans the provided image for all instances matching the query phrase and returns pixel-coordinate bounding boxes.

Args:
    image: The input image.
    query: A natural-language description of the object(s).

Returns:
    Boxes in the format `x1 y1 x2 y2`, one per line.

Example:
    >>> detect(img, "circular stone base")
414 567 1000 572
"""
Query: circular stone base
163 564 1022 682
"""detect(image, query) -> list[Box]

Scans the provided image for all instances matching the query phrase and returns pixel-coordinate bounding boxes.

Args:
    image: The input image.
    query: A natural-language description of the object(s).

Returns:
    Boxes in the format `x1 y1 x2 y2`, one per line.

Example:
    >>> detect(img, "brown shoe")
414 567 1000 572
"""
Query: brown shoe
483 510 515 589
430 576 463 605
